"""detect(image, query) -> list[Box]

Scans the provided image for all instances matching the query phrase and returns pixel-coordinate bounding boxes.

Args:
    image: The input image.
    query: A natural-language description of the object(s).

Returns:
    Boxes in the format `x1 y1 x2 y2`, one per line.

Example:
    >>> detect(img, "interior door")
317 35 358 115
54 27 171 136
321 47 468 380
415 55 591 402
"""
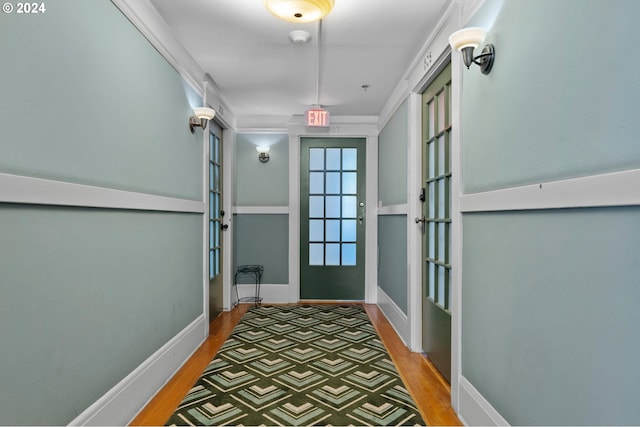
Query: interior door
209 122 224 321
421 63 452 382
300 137 366 300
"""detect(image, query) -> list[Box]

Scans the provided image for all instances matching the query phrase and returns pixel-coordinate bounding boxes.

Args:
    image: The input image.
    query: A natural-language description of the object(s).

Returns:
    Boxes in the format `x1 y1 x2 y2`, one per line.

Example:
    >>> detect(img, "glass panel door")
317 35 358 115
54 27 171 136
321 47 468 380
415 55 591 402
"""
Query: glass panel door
300 138 366 300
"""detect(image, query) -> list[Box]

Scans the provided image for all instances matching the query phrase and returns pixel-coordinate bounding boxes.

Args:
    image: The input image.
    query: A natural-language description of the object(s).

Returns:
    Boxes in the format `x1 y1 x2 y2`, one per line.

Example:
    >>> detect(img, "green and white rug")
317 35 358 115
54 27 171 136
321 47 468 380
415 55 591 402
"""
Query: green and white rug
166 305 425 426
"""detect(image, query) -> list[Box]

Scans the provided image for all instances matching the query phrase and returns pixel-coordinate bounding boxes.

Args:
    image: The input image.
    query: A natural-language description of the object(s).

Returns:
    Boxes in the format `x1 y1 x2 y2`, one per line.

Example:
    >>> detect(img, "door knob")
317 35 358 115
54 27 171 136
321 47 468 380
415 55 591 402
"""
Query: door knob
221 223 229 230
415 217 426 223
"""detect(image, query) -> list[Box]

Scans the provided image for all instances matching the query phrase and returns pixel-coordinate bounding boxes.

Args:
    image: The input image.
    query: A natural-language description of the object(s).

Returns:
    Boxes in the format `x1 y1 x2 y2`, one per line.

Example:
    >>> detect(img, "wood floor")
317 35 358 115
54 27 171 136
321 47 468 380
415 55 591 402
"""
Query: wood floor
130 304 462 426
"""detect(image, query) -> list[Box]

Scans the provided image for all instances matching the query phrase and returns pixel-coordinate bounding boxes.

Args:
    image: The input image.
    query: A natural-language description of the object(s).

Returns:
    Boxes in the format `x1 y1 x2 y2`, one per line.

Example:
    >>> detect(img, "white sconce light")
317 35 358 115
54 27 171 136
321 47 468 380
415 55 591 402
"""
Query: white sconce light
449 27 495 75
189 107 215 133
189 80 216 133
264 0 334 23
256 146 270 163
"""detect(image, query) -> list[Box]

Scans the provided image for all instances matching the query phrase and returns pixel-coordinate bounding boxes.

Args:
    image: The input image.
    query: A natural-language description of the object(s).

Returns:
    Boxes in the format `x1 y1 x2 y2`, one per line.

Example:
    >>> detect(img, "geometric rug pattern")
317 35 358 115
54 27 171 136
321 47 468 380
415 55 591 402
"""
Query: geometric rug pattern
166 305 425 426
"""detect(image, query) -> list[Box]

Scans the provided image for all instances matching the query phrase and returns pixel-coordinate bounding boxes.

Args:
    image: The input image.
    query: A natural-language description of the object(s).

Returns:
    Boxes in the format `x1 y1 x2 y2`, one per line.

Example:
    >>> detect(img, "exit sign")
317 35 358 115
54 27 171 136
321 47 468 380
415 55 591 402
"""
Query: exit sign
305 108 330 127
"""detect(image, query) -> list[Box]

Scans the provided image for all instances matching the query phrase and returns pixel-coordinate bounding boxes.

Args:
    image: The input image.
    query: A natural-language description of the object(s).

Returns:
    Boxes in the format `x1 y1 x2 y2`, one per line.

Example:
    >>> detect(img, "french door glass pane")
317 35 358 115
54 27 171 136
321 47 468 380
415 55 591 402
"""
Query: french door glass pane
309 172 324 193
326 196 341 218
310 243 324 265
342 172 357 194
309 220 324 241
326 243 340 265
326 149 341 170
326 172 341 194
309 196 324 217
342 244 356 266
326 220 340 241
310 148 324 170
342 196 357 218
342 220 356 241
342 149 357 170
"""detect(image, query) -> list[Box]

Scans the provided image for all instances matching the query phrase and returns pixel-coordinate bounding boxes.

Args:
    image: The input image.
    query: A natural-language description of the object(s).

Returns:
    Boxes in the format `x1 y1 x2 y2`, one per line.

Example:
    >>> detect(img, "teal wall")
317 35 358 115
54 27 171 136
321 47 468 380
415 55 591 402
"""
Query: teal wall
235 133 289 206
462 208 640 425
378 215 408 312
377 101 409 313
460 0 640 424
0 1 204 424
0 0 202 199
462 0 640 194
378 100 408 205
233 214 289 284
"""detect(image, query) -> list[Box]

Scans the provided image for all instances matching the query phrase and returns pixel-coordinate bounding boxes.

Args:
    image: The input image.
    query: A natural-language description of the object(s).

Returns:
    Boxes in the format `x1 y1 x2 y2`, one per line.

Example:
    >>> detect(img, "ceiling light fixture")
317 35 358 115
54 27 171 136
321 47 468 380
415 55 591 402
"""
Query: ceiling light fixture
449 27 495 75
264 0 335 23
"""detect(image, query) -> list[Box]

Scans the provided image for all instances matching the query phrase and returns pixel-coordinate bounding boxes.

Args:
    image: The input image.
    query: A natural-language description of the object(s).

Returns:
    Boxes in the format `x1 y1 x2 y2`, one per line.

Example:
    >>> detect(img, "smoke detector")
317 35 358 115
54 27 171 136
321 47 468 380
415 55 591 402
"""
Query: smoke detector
288 30 312 45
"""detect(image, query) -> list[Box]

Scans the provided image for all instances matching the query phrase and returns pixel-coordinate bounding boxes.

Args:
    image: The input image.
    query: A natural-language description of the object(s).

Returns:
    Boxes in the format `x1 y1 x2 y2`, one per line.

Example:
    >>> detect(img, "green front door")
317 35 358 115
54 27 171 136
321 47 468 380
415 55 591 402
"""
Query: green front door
300 137 366 300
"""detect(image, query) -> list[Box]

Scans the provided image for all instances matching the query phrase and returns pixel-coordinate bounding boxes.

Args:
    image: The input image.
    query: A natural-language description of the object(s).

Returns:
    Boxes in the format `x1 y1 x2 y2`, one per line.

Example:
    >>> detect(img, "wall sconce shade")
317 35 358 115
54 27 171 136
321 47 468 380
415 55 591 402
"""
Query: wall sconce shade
256 146 270 163
189 107 216 133
449 27 495 75
264 0 334 23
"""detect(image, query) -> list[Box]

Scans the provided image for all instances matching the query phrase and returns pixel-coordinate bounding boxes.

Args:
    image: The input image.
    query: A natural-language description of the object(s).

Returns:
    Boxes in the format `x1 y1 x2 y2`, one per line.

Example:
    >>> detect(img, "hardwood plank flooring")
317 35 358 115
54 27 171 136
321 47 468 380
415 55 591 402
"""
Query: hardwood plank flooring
130 304 461 426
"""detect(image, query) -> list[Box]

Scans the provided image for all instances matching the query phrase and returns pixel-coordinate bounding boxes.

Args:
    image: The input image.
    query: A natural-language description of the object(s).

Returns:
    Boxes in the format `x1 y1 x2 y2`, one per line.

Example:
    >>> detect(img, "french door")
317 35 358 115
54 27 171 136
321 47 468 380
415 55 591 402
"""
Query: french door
300 137 366 300
209 122 224 320
421 63 452 382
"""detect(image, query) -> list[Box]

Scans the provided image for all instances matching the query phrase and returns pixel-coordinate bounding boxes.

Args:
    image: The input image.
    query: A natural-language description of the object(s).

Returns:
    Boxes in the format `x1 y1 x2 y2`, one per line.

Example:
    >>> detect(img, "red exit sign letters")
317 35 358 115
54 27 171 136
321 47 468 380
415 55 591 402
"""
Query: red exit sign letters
305 108 330 127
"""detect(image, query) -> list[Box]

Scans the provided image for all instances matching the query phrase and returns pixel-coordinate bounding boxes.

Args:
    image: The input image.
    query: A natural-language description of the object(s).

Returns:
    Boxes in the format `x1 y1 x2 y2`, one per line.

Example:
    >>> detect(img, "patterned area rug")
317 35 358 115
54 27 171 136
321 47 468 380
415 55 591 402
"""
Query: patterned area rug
166 305 425 426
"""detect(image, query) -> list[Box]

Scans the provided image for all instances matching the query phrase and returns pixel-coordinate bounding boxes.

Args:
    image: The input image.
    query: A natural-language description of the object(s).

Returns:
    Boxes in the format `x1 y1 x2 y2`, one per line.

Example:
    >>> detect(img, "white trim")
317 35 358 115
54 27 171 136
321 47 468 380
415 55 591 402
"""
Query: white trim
458 376 510 426
376 287 410 347
234 206 290 215
377 204 408 215
406 93 423 353
0 173 204 213
449 14 464 412
234 283 291 304
288 132 301 303
365 134 379 304
460 168 640 213
69 315 207 426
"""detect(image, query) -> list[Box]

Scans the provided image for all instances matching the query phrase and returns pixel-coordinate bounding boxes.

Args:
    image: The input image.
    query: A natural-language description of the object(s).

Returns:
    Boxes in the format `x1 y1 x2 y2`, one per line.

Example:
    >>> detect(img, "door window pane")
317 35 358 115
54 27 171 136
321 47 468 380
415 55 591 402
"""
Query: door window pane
342 149 357 170
309 219 324 241
326 220 340 241
342 196 357 218
310 243 324 265
326 172 341 194
309 196 324 218
326 148 341 170
309 172 324 193
310 148 324 170
326 243 340 265
342 220 356 241
342 244 356 266
342 172 357 194
326 196 341 218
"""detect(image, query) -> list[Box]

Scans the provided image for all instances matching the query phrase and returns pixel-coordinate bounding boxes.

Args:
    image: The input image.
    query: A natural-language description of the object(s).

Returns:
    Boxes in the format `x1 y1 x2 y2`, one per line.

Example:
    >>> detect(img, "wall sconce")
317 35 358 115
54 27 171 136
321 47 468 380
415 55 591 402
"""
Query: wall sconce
256 146 270 163
189 107 216 134
449 27 495 75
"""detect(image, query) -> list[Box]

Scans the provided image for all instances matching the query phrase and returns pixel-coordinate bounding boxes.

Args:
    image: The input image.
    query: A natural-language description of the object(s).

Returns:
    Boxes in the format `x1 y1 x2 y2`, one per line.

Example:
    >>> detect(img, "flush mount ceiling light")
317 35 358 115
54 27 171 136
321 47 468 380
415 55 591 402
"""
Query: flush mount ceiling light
449 27 495 75
264 0 335 23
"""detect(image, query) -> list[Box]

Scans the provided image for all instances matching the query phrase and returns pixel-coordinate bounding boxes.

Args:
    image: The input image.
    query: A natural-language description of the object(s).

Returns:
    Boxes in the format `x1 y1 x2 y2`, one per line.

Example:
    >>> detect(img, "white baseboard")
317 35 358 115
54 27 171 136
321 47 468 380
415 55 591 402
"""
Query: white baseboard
234 283 291 304
458 376 509 426
376 287 410 346
68 315 207 426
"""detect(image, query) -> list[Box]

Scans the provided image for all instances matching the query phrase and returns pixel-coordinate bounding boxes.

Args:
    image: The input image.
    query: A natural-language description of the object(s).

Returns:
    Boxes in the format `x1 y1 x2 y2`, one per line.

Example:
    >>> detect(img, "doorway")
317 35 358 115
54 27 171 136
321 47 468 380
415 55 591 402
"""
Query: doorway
208 122 224 321
300 137 366 300
421 63 452 382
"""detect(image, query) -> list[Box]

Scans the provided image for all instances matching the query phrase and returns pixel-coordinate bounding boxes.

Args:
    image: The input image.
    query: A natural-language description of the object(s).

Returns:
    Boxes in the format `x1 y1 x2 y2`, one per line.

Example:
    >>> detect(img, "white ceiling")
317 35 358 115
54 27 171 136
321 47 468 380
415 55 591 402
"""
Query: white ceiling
148 0 450 123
